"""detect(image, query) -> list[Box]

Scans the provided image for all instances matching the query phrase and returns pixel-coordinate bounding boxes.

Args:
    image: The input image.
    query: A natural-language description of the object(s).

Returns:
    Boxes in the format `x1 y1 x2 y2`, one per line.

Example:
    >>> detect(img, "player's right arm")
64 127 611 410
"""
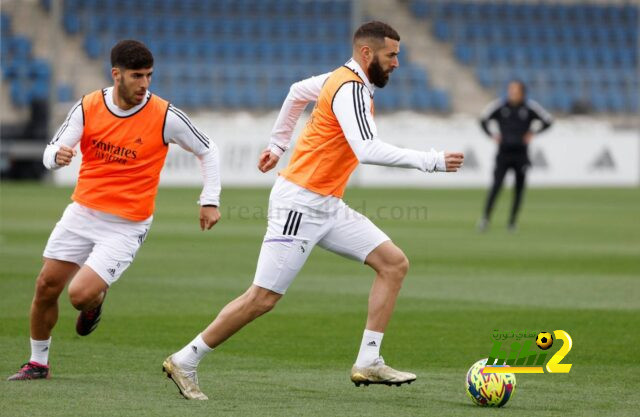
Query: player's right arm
333 82 463 173
43 100 83 169
268 72 331 157
259 72 331 172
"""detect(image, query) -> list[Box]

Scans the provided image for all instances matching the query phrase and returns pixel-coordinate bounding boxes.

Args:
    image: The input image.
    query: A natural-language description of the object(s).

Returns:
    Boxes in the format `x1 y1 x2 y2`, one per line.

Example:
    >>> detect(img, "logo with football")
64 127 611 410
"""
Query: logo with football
536 332 553 350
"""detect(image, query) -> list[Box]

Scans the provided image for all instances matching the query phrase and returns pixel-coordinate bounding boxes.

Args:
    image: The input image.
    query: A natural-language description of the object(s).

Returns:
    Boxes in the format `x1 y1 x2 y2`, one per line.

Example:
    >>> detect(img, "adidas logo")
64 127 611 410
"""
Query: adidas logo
191 345 198 354
134 137 143 145
42 347 49 352
367 341 377 347
107 268 116 277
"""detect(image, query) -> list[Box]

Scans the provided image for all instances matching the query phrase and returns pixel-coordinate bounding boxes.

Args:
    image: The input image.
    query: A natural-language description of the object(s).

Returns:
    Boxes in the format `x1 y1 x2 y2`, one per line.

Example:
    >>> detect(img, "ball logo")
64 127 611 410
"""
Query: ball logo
535 332 553 350
482 329 572 374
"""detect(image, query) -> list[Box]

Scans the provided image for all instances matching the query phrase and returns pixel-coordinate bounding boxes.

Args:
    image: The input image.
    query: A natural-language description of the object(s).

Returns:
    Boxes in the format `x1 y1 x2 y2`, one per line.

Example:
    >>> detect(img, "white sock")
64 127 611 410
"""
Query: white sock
355 329 383 367
29 337 51 366
172 334 213 371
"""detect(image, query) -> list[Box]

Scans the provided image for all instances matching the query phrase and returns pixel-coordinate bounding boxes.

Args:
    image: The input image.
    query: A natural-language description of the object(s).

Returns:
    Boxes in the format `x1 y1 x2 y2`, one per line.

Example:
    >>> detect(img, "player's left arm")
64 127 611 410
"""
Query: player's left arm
525 99 554 144
164 105 221 231
334 82 463 172
259 72 331 172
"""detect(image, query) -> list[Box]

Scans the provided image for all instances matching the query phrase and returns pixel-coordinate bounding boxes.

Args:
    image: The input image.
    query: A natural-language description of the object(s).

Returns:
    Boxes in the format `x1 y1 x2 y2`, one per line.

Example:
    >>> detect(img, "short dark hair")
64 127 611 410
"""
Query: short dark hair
110 40 154 69
353 21 400 44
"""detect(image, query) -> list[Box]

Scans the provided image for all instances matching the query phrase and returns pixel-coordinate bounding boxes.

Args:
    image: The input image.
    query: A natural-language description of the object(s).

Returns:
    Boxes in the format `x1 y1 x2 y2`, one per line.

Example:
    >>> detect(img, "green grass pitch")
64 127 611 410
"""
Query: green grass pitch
1 183 638 416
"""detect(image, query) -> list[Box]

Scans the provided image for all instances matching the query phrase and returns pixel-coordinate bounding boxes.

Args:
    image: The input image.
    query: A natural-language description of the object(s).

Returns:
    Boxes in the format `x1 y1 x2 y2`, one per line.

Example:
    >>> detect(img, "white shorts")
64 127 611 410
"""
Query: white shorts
253 177 390 294
43 202 151 286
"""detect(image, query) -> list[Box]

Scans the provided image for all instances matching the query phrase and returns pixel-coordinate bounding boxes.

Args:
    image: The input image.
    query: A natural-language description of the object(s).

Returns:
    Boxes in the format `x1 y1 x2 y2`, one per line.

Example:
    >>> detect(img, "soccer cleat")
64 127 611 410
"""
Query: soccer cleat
7 362 50 381
476 218 489 233
162 356 208 400
351 357 416 387
76 291 106 336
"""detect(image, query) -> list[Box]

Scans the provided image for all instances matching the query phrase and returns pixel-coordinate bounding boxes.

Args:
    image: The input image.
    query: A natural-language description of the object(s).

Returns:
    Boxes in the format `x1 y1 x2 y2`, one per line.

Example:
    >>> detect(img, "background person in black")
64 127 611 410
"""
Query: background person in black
478 80 553 232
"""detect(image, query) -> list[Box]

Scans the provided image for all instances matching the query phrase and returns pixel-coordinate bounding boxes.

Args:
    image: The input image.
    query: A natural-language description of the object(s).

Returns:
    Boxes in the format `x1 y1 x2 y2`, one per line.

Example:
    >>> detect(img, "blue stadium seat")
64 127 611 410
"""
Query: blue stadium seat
412 1 637 113
34 0 446 111
10 80 30 107
31 78 50 100
1 13 11 36
29 59 51 80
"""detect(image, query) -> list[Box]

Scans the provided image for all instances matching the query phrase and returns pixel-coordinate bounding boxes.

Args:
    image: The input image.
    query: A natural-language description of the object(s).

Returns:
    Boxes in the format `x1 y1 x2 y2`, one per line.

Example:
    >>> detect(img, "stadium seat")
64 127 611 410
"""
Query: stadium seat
24 0 447 111
1 15 66 107
411 0 638 113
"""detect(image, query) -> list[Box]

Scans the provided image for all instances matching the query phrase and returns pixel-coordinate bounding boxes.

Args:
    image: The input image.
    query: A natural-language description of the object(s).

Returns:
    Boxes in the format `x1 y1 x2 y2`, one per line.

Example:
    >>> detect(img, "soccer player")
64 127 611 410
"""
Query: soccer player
477 80 553 232
163 21 464 400
7 40 221 381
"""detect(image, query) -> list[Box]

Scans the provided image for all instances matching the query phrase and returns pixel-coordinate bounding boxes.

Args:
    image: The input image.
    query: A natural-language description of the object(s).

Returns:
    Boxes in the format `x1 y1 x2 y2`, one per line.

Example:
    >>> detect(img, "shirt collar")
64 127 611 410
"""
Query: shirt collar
104 86 150 116
344 58 375 96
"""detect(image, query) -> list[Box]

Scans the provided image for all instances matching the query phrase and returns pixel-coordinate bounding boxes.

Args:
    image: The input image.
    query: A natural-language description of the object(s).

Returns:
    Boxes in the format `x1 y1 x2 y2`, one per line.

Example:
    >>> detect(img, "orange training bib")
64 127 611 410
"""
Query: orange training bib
280 66 372 198
71 89 170 221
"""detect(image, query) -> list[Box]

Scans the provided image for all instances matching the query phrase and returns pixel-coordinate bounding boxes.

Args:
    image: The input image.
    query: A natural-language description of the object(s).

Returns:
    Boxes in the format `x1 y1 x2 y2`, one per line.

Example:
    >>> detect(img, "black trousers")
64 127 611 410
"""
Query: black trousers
483 151 529 225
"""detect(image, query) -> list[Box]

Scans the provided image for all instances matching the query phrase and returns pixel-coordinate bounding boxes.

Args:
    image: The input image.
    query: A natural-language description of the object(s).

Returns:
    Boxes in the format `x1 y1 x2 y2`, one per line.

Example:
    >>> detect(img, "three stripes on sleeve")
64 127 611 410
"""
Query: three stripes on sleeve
351 82 374 141
168 104 210 149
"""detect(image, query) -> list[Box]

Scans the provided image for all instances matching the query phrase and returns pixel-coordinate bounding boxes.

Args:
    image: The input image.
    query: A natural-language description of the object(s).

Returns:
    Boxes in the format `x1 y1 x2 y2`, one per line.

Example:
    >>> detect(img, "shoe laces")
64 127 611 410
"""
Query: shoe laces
20 362 46 372
372 356 386 366
182 368 199 385
19 363 33 371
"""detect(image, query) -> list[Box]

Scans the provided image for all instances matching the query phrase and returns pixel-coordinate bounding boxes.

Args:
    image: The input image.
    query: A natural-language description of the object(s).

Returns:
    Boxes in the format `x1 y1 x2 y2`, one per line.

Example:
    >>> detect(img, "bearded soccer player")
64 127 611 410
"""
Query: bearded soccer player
163 21 463 400
7 40 221 381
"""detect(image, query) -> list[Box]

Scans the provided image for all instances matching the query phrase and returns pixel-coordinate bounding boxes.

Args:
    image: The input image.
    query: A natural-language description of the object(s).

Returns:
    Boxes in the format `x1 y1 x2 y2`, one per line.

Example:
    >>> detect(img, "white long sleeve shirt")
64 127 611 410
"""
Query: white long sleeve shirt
269 58 446 172
44 87 221 206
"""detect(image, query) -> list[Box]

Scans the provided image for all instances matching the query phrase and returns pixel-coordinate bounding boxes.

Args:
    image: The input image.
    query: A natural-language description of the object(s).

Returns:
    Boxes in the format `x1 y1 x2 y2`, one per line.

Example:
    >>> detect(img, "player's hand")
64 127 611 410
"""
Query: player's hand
55 145 76 166
257 149 280 173
493 135 501 144
523 131 534 145
444 152 464 172
199 206 220 231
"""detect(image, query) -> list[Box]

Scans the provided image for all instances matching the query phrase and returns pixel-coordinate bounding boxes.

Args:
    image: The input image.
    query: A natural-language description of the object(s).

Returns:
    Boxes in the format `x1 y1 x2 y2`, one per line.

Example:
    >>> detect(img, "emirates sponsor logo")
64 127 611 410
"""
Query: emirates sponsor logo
91 139 138 164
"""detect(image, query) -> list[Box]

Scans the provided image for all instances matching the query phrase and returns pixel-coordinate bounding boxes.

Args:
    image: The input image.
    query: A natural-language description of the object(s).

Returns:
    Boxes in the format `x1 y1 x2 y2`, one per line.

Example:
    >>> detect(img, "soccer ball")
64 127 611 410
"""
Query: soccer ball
536 332 554 350
465 358 516 407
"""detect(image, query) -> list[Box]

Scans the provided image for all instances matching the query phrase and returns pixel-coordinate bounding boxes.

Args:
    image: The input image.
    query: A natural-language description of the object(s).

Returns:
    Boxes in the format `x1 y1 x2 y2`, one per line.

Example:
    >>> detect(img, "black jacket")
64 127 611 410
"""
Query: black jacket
480 99 553 152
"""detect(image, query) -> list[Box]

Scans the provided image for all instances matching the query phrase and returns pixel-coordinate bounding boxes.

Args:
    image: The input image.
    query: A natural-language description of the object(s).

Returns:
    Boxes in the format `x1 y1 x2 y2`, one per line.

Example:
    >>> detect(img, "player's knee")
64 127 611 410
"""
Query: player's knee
398 254 410 277
68 290 87 311
245 288 280 316
381 250 409 283
255 293 279 315
255 299 277 315
67 285 96 311
34 271 65 303
392 253 410 282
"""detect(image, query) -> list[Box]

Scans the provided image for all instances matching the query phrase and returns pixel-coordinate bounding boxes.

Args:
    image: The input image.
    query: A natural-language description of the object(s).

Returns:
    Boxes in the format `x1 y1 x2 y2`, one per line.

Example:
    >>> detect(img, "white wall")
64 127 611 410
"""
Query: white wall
52 112 640 188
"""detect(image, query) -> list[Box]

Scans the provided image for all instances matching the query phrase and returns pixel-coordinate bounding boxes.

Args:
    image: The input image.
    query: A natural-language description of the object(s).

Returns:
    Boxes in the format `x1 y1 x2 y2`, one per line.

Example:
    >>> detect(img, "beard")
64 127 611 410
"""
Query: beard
118 83 143 107
368 56 392 88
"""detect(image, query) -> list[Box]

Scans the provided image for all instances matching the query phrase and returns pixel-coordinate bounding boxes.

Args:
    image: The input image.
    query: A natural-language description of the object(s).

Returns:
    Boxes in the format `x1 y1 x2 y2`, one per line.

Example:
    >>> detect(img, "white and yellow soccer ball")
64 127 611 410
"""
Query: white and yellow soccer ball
465 358 516 407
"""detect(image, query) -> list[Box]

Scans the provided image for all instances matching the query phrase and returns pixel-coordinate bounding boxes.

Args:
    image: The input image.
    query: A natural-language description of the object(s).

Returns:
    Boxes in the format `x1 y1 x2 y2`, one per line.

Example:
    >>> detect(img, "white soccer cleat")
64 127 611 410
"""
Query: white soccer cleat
350 356 417 387
477 218 489 232
162 356 208 400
